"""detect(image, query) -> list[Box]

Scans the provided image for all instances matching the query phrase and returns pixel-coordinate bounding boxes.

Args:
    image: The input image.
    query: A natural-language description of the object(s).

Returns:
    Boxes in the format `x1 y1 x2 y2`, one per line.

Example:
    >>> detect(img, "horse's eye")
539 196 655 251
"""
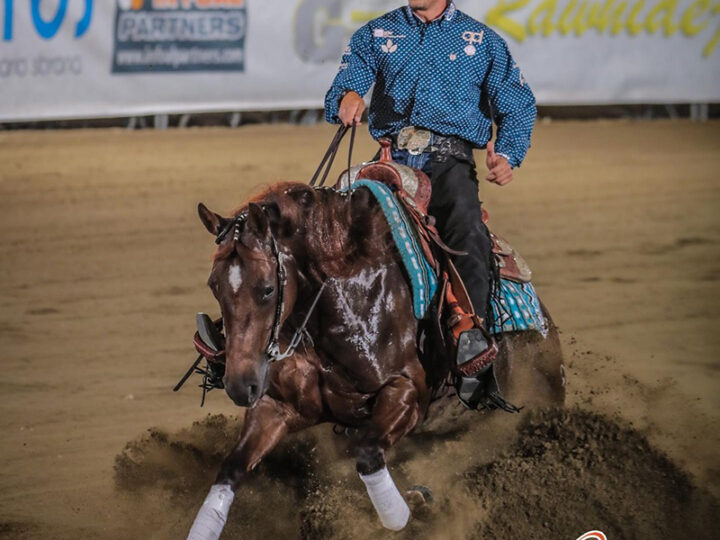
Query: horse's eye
262 286 275 299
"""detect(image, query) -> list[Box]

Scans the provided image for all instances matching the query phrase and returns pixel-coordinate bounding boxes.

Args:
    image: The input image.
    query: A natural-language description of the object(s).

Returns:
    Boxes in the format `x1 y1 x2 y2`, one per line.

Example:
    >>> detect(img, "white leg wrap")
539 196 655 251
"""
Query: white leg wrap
359 466 410 531
186 484 235 540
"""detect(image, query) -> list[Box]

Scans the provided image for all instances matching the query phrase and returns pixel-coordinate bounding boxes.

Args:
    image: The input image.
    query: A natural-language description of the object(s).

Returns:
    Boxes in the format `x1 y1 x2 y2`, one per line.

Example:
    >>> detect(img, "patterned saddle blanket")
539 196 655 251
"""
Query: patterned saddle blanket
350 179 547 337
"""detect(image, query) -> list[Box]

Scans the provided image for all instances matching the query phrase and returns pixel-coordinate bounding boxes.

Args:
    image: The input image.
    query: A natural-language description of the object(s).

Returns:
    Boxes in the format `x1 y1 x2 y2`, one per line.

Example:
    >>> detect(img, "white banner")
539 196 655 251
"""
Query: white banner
0 0 718 121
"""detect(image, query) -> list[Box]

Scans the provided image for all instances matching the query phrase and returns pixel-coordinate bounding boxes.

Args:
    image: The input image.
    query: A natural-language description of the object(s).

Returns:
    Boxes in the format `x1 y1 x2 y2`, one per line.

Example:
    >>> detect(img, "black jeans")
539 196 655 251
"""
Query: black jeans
427 157 493 321
388 149 493 321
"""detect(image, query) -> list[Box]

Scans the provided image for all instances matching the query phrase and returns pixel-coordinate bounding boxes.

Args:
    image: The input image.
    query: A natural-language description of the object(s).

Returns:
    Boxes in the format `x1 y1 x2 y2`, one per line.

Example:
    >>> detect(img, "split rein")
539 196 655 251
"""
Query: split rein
174 125 355 402
309 123 357 188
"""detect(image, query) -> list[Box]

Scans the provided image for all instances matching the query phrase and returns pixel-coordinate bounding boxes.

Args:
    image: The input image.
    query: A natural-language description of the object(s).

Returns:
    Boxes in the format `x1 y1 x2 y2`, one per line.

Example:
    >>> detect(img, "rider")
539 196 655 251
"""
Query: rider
324 0 536 409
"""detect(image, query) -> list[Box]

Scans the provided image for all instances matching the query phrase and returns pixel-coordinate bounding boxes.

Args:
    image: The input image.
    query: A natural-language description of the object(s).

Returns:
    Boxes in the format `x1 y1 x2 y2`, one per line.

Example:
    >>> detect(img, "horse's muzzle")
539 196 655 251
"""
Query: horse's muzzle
223 359 270 408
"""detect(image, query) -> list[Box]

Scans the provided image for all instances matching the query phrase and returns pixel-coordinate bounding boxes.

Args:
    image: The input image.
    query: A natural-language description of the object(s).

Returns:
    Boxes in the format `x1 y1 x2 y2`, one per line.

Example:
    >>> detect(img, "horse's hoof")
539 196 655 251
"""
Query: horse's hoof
406 485 433 511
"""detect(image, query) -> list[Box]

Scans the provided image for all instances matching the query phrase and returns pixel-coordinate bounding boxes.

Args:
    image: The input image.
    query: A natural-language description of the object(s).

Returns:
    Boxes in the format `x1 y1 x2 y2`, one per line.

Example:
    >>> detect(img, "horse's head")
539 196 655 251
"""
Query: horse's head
197 200 299 408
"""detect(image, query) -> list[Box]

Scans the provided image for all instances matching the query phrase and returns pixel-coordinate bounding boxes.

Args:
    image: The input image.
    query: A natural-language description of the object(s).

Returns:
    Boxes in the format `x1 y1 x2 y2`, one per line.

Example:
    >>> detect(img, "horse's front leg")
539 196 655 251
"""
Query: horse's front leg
188 356 322 540
356 372 425 531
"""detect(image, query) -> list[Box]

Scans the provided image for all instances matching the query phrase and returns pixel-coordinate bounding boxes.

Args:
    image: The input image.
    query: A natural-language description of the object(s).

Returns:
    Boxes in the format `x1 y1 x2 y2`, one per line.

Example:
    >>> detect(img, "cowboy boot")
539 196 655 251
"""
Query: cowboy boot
454 328 520 413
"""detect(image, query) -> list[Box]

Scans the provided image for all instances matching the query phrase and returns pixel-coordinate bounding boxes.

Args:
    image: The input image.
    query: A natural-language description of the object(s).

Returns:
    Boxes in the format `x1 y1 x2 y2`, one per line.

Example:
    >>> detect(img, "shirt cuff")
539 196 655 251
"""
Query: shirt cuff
496 152 513 168
493 145 523 169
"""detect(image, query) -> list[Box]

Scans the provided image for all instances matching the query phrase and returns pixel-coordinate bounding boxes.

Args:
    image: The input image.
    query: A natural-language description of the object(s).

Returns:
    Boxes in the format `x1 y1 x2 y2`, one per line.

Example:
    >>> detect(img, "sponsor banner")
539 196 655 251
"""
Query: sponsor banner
0 0 718 121
112 0 247 73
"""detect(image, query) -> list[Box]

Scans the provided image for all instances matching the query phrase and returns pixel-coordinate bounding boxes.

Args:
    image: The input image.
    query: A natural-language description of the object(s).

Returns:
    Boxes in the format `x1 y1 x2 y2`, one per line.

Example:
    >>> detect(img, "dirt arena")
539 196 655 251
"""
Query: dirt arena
1 120 719 539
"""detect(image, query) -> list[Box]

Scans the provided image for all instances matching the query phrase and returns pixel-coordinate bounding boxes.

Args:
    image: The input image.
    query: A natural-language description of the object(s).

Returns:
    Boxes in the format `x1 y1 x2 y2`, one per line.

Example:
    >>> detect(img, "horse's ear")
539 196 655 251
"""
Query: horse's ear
263 202 281 232
198 203 228 236
242 203 271 247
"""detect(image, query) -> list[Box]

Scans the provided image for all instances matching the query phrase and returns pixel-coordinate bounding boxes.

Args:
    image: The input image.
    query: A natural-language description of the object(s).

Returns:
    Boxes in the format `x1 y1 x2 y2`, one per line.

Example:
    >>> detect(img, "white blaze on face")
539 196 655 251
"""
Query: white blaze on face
228 264 242 294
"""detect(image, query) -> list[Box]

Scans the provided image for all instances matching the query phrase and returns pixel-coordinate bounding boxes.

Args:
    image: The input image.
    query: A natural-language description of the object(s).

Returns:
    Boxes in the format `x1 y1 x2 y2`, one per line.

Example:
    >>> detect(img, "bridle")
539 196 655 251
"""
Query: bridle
211 121 353 362
215 212 326 365
175 125 350 403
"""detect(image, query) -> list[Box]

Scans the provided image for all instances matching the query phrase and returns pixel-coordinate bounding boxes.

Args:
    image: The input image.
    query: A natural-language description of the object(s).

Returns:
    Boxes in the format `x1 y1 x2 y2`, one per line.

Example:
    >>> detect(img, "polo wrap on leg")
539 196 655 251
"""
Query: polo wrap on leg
359 466 410 531
186 484 235 540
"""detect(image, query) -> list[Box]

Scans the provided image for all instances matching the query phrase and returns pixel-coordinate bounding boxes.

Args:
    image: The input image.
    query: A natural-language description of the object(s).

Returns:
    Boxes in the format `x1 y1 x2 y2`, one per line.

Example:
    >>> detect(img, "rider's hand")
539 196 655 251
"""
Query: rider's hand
338 91 365 126
485 141 513 186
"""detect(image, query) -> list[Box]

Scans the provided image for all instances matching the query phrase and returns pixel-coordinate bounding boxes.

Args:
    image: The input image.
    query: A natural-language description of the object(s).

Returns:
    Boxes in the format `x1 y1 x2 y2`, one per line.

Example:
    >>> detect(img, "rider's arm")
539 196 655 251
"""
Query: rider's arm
324 24 378 124
482 31 537 169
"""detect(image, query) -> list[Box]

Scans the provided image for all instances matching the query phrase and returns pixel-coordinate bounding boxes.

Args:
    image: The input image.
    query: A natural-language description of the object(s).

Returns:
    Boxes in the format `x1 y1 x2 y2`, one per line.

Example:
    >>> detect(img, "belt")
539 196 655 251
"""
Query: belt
392 126 475 163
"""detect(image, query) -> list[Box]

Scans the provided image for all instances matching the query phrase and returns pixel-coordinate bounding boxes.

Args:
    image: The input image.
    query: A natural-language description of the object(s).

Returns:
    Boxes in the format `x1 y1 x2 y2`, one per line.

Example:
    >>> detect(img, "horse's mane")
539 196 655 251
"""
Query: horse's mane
222 182 393 279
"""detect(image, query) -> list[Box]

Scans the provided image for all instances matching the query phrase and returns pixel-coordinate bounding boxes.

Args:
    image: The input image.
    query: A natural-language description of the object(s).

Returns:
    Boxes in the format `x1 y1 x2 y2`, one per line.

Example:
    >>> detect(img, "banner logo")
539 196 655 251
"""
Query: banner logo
2 0 94 42
111 0 247 73
485 0 720 57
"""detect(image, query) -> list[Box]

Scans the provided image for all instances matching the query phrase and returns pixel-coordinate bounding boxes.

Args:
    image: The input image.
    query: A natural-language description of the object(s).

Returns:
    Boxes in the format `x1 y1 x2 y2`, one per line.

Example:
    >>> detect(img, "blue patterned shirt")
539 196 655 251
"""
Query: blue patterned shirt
324 2 536 168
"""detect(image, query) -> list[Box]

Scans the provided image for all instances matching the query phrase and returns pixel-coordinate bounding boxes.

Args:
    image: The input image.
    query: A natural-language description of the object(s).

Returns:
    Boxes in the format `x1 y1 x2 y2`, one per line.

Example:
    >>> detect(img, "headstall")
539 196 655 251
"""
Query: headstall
175 209 326 405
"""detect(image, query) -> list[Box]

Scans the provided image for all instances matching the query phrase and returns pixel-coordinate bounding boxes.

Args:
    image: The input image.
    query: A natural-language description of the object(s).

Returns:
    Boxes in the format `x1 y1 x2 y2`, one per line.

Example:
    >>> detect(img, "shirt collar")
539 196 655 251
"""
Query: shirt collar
405 1 457 27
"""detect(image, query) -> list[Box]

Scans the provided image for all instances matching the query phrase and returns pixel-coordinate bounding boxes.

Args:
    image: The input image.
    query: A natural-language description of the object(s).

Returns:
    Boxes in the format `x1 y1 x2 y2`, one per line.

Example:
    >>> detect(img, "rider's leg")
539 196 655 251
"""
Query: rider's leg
387 151 513 411
355 371 425 530
424 157 519 411
387 151 492 317
427 156 493 321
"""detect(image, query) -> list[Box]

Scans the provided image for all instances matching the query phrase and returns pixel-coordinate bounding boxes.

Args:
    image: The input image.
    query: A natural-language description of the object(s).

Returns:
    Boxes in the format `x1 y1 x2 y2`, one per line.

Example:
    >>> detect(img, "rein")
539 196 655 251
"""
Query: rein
309 123 356 188
263 235 328 364
263 124 354 358
214 123 355 362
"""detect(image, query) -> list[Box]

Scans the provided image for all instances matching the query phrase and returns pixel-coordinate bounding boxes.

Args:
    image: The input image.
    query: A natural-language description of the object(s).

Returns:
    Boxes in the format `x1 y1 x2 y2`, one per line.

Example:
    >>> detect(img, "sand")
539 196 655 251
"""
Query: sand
0 120 718 539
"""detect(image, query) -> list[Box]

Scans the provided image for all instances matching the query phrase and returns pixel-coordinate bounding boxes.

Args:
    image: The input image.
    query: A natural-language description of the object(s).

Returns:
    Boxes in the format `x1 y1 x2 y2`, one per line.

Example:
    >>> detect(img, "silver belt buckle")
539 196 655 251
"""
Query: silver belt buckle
397 126 432 156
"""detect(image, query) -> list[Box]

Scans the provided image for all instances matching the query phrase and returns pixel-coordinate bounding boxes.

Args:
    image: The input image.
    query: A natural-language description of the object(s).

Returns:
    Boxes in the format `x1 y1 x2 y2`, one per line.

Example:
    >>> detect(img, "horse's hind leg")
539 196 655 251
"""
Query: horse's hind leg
355 374 425 531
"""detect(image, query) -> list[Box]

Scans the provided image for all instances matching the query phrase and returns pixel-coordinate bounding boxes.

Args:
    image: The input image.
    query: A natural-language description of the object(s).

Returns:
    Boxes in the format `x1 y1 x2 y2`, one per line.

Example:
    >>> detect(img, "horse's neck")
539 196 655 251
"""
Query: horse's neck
278 193 429 401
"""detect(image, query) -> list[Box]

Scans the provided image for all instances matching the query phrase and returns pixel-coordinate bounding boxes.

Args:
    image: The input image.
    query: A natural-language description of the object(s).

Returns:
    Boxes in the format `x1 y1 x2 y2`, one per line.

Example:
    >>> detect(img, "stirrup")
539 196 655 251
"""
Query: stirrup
196 313 225 354
454 329 521 413
456 328 496 375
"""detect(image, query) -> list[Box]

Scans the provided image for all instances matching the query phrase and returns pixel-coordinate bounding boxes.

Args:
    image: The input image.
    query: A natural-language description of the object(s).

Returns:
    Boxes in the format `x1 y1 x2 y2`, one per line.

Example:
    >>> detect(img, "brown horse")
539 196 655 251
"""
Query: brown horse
186 182 565 539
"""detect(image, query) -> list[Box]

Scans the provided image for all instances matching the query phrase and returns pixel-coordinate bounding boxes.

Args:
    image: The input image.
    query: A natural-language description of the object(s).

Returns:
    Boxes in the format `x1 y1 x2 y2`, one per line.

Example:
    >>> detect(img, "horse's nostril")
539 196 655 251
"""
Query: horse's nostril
248 384 258 401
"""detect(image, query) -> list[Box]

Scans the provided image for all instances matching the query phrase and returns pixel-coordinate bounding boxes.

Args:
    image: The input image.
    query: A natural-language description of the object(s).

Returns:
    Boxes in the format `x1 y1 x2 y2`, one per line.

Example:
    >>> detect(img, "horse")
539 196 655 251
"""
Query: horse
186 180 565 539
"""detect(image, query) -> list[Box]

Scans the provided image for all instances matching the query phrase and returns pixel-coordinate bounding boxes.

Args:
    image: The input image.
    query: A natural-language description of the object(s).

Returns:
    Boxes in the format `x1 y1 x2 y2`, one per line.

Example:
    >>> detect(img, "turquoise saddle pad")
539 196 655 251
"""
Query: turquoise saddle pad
349 179 437 319
349 180 546 337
